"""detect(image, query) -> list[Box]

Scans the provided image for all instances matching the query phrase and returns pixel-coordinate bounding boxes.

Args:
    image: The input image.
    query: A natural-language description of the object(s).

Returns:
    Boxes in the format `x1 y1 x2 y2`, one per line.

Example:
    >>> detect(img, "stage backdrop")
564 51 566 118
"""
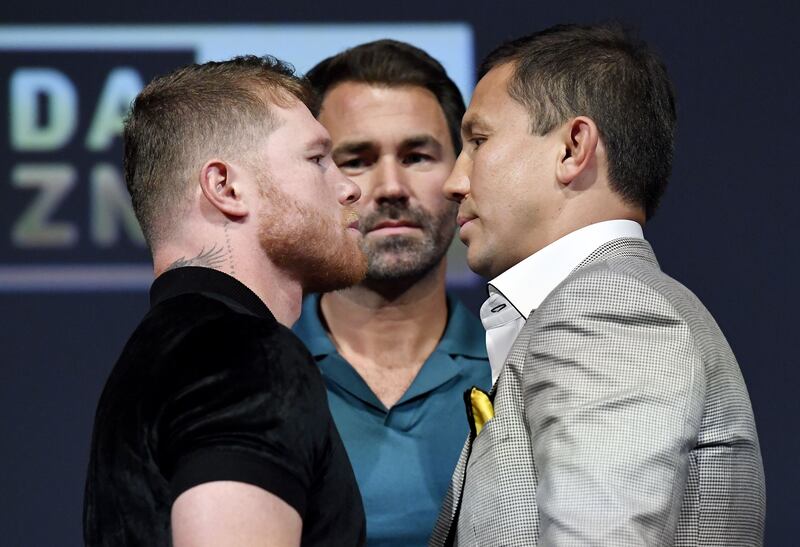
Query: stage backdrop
1 1 797 545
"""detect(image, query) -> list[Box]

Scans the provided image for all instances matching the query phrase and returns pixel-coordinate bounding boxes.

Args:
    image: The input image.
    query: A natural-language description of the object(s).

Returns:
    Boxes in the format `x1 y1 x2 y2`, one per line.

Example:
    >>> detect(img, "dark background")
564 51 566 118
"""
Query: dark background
1 1 797 545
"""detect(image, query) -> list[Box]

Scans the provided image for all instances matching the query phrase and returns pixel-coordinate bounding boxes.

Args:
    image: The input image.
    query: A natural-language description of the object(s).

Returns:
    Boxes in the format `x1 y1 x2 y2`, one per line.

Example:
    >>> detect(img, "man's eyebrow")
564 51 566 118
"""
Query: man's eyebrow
461 114 489 137
306 136 332 154
399 135 443 153
332 140 374 156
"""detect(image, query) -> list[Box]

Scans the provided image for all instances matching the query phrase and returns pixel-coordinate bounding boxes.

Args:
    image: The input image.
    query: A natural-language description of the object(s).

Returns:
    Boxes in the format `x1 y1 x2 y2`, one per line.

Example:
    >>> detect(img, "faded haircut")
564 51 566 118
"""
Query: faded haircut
123 55 315 247
481 24 677 219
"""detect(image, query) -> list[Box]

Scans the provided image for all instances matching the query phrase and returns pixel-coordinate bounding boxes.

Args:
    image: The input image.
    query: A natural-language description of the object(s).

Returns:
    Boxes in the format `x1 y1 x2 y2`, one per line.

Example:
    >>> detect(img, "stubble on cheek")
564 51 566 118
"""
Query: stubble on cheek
258 188 367 293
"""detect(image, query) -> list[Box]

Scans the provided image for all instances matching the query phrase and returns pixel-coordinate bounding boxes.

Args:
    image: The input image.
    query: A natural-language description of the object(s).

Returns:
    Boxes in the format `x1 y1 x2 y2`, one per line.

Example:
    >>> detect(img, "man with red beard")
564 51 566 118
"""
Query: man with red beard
293 41 491 546
84 56 367 547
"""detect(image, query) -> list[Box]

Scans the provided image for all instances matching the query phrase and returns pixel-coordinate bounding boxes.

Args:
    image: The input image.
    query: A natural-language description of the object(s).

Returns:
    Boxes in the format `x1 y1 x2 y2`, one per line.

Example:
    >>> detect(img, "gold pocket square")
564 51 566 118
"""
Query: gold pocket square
464 386 494 437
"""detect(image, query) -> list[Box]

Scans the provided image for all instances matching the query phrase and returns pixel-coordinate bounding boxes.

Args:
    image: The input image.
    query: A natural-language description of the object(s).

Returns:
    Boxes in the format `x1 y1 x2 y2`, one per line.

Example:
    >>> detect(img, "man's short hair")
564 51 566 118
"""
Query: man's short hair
481 24 677 219
305 39 466 155
124 55 314 247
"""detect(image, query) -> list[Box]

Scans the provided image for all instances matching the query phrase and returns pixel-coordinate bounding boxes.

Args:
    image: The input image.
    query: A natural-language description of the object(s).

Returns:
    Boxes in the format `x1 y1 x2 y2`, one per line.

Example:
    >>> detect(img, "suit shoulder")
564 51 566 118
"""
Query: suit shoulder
552 253 707 317
540 253 731 361
541 257 677 315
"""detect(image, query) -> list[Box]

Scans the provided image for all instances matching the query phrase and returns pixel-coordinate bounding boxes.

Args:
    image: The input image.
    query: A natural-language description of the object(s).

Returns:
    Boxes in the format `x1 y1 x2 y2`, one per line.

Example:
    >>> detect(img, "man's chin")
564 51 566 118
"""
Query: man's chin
302 241 368 294
261 218 367 294
466 248 495 280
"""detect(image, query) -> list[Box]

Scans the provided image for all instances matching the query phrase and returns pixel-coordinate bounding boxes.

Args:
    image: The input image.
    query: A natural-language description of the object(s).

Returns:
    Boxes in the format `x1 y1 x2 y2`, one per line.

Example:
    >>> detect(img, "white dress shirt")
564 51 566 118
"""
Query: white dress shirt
479 220 645 385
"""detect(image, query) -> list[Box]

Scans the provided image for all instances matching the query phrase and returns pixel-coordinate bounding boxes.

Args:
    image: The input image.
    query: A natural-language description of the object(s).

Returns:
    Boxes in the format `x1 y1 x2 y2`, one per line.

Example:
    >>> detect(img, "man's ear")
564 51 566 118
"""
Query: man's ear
556 116 600 185
199 160 248 218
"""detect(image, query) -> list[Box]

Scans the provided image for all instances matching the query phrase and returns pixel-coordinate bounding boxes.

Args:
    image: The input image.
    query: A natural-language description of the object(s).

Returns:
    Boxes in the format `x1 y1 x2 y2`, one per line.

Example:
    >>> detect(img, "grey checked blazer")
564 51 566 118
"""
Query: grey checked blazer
430 238 765 546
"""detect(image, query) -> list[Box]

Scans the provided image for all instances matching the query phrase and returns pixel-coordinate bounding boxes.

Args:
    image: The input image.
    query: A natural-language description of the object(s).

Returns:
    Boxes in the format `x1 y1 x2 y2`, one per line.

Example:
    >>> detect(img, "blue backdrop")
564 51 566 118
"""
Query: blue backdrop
1 1 797 544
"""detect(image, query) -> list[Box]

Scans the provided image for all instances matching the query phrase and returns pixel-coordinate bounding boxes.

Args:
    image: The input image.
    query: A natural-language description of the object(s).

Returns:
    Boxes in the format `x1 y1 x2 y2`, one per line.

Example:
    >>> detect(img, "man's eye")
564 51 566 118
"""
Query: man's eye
402 153 432 165
310 155 324 165
470 137 486 149
338 158 367 169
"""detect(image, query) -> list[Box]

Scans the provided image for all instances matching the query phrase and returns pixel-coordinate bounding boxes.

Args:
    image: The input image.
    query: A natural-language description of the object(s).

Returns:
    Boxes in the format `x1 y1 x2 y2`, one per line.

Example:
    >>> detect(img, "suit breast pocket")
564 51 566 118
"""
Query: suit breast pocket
460 415 514 546
460 413 537 546
468 413 509 467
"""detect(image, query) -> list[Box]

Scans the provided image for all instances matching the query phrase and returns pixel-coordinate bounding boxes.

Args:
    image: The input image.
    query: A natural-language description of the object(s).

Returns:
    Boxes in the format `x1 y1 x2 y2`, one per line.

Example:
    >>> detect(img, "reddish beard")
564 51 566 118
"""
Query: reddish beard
257 184 367 293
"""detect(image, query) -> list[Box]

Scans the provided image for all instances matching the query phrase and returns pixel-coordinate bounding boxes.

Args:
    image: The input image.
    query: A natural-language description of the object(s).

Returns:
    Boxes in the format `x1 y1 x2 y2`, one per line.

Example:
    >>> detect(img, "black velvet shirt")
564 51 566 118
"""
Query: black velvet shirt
83 267 365 546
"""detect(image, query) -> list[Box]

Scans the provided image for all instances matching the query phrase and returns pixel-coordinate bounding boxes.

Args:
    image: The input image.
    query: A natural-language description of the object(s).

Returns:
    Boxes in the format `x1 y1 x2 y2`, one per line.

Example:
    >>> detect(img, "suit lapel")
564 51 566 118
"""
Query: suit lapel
491 315 536 401
431 315 538 546
430 433 471 546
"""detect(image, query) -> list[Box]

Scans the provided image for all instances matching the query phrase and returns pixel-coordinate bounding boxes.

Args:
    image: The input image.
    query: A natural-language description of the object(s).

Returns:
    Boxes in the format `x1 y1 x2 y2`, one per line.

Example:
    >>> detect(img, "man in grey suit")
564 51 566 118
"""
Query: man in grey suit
431 24 766 546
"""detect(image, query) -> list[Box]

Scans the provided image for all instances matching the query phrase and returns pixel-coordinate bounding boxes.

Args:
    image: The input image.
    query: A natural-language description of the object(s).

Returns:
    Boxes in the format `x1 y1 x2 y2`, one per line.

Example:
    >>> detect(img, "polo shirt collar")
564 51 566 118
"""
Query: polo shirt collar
436 297 488 359
294 293 337 357
295 293 486 359
488 220 644 319
294 292 487 411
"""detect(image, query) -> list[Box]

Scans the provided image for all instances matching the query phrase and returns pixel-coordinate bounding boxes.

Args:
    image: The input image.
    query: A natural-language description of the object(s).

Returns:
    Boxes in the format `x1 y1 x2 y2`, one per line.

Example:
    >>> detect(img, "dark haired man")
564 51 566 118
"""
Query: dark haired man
431 25 765 546
84 56 367 546
293 40 490 546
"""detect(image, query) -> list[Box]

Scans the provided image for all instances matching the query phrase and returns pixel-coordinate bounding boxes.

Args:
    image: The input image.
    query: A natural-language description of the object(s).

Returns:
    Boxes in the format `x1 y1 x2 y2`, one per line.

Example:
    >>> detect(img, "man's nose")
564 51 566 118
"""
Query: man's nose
335 164 361 205
442 152 471 203
373 157 410 203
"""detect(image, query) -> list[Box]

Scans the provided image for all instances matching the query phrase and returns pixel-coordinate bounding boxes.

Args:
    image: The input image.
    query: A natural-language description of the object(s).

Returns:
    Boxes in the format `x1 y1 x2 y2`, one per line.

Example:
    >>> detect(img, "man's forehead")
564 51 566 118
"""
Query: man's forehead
266 101 331 147
322 81 436 109
317 82 455 155
462 64 520 130
271 98 314 122
480 61 516 87
322 83 448 128
482 61 518 99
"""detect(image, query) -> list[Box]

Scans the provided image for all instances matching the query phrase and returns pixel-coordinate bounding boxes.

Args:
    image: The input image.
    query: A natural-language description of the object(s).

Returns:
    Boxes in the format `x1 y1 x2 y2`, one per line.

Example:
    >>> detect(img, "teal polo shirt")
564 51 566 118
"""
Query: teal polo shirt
293 293 490 547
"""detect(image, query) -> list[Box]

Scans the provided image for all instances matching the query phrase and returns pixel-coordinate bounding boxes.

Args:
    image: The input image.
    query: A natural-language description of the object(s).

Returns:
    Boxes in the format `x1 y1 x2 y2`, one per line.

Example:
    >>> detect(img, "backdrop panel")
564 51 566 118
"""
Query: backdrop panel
0 2 796 544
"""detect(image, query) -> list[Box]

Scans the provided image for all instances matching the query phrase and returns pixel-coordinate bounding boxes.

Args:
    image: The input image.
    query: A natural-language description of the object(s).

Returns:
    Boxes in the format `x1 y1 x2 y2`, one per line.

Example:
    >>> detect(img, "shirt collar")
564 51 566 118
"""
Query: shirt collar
436 296 488 359
488 220 644 319
293 292 487 412
293 293 336 357
149 266 273 320
294 293 487 361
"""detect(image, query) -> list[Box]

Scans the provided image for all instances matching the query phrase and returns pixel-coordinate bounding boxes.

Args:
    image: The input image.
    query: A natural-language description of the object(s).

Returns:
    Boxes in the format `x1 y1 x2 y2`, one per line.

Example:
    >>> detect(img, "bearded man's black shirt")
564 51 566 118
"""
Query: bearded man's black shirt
83 266 365 546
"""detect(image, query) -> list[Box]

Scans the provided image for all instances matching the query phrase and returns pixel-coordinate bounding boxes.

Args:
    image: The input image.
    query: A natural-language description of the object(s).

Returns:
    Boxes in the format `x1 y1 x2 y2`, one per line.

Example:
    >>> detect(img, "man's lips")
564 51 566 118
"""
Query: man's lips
344 211 360 231
367 220 421 233
457 215 476 228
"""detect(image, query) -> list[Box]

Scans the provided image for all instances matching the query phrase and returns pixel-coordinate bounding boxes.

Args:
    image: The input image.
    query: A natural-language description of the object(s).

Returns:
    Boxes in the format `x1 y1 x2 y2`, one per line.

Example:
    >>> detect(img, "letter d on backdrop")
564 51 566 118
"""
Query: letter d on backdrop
10 68 77 151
